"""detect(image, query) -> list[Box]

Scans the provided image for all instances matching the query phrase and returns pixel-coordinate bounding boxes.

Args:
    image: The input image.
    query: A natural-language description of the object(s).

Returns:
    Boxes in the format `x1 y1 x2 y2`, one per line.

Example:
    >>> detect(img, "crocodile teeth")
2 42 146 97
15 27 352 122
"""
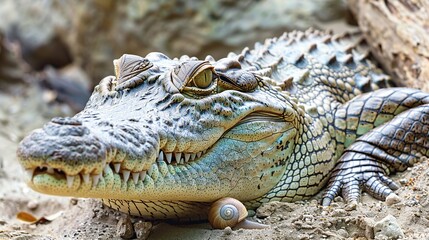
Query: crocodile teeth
114 163 121 173
139 171 147 181
196 152 202 158
184 153 190 162
122 170 130 182
132 172 139 184
174 153 182 163
190 153 196 161
25 169 34 179
82 174 90 184
104 164 111 174
179 158 184 164
66 175 75 188
148 165 155 176
47 167 55 174
165 153 172 164
92 174 101 187
158 151 164 162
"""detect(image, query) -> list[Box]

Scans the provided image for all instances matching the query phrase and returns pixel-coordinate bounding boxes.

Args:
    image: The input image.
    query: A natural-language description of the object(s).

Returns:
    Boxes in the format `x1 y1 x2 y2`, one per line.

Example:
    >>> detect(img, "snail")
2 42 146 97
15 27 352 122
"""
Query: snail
208 197 269 229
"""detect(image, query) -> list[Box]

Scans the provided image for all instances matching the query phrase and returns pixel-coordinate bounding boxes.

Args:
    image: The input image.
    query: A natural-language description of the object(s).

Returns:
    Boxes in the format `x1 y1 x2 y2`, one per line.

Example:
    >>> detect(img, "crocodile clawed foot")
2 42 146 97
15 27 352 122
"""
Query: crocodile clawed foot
322 153 401 207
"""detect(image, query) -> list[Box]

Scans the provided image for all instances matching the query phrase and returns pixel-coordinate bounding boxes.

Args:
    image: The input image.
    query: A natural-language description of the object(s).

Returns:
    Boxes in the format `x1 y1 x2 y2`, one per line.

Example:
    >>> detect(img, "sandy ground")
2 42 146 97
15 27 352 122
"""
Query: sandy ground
1 86 429 240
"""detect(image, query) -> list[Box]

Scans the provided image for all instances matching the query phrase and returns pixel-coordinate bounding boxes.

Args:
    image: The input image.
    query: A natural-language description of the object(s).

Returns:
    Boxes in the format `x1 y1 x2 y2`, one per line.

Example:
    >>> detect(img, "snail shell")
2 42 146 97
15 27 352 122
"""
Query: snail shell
208 197 248 229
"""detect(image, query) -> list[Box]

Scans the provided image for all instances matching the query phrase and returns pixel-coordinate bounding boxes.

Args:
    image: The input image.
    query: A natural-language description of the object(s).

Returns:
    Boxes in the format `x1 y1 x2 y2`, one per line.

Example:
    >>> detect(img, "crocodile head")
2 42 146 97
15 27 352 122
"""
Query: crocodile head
17 53 304 219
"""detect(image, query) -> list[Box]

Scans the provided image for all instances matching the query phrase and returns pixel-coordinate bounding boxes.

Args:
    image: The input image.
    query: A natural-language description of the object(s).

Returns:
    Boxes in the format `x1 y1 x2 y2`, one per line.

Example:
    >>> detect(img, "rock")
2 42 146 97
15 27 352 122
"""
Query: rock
348 0 429 91
399 178 408 185
364 218 375 239
331 209 347 217
374 215 405 239
0 0 72 70
70 198 78 206
337 228 349 238
0 31 25 88
334 196 344 202
133 220 152 240
27 200 39 210
0 157 4 178
0 230 55 240
39 65 91 112
223 226 233 235
116 215 135 239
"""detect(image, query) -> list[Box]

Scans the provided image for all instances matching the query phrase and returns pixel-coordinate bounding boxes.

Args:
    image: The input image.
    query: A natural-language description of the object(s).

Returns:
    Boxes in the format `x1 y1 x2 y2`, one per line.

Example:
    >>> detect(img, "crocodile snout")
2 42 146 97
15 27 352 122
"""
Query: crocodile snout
17 117 107 177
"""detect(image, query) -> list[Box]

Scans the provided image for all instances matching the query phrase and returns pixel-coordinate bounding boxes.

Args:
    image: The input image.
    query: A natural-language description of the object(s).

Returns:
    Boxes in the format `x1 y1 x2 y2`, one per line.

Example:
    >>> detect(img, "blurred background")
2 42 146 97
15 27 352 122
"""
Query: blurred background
0 0 351 116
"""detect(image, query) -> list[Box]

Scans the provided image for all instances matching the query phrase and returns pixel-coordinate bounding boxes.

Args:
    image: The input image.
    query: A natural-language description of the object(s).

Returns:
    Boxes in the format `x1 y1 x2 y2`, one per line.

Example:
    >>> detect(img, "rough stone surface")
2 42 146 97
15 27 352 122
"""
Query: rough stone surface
374 215 405 239
116 215 135 239
0 32 25 88
0 0 347 84
0 1 72 70
348 0 429 91
133 221 152 240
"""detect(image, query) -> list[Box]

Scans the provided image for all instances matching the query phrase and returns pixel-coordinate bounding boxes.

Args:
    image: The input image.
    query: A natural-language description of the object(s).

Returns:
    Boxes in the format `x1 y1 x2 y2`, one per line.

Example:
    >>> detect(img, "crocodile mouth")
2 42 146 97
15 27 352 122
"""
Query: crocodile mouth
20 110 291 200
25 148 209 189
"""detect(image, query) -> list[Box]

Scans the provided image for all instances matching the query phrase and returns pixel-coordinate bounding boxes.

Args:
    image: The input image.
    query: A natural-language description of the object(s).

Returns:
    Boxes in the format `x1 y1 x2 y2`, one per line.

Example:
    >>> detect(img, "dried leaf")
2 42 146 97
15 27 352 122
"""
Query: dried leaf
16 211 38 223
16 211 63 224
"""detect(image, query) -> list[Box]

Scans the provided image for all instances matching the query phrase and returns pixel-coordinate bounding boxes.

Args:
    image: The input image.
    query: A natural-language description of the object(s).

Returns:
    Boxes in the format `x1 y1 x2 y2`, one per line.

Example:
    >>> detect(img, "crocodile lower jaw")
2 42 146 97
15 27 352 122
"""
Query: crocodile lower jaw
24 148 211 199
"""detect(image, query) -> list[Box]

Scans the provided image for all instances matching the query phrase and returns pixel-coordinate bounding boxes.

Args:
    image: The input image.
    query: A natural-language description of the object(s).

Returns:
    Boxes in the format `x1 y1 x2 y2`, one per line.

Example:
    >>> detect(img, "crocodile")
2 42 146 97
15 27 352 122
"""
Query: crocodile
17 29 429 222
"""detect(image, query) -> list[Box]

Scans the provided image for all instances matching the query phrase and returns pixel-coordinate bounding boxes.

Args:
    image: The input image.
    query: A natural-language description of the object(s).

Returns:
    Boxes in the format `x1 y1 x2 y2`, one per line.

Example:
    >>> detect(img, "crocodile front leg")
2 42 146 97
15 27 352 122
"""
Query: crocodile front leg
323 88 429 205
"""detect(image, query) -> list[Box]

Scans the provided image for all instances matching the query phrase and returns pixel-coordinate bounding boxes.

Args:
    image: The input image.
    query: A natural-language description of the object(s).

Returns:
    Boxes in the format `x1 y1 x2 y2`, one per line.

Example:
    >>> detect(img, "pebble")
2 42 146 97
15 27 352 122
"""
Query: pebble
27 200 39 210
399 178 408 185
70 198 78 205
247 209 256 217
385 193 401 206
133 221 152 240
344 201 357 211
331 209 347 217
302 214 314 223
337 228 348 238
330 203 340 208
116 215 134 239
373 215 404 239
223 226 233 235
363 218 375 239
334 196 344 202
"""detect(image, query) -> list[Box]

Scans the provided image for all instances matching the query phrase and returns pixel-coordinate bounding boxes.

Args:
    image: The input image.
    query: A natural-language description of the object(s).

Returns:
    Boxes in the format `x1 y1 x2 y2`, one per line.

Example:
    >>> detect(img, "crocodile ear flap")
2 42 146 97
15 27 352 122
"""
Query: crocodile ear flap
113 54 153 89
217 70 258 92
214 58 258 92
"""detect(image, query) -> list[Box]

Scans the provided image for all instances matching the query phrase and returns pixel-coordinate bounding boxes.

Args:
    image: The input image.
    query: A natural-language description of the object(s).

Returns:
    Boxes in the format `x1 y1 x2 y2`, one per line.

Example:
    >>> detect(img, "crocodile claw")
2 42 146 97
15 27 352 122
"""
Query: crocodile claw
322 152 401 206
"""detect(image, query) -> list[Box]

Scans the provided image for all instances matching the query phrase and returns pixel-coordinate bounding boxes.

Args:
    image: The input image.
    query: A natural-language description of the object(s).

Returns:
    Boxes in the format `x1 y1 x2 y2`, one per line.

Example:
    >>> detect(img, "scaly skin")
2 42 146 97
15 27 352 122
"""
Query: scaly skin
17 29 429 221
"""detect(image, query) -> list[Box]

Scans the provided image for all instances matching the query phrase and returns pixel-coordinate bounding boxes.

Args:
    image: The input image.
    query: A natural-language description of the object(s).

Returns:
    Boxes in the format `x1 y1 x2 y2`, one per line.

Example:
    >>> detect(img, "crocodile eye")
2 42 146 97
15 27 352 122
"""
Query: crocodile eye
171 60 217 96
192 69 213 89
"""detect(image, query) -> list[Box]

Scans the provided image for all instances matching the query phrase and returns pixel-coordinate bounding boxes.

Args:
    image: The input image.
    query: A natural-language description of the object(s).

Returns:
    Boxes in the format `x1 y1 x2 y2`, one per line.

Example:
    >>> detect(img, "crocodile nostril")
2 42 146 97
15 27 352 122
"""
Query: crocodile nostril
44 118 89 137
51 117 82 126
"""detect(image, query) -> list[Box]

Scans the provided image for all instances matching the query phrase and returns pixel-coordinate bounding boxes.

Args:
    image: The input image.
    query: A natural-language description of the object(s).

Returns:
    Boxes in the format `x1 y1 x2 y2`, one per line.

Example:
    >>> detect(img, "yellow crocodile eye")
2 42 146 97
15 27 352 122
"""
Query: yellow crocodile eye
192 69 213 89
